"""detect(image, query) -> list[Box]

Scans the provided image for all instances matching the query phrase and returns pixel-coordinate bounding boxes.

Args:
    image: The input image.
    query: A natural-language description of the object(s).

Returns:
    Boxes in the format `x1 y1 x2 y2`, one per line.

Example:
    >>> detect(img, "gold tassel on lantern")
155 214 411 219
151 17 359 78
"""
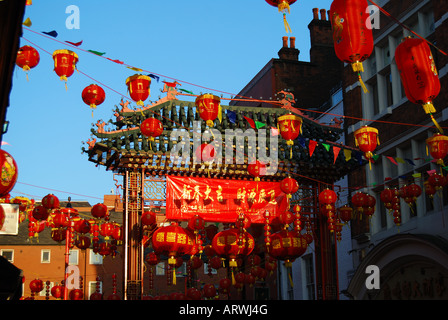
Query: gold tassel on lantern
351 62 368 93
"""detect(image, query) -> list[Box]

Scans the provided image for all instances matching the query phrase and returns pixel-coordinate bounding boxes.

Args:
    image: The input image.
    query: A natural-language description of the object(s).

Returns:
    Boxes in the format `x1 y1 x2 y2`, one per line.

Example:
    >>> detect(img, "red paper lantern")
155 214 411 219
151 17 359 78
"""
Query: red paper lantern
30 279 44 295
188 214 205 232
145 252 160 266
51 284 63 299
354 126 379 169
395 37 441 116
69 289 84 300
426 133 448 165
247 160 266 181
82 84 106 111
203 284 216 299
212 227 255 267
280 176 299 197
330 0 374 93
140 117 163 141
32 205 49 221
338 205 353 223
277 114 302 147
428 173 446 190
195 143 216 163
75 235 91 250
151 223 195 265
16 45 40 79
42 194 60 210
91 203 108 220
424 181 436 198
319 188 338 231
74 219 91 234
186 287 202 300
51 228 66 242
100 222 115 240
269 230 307 266
195 93 221 127
126 74 152 106
52 49 78 86
0 150 18 198
141 210 157 226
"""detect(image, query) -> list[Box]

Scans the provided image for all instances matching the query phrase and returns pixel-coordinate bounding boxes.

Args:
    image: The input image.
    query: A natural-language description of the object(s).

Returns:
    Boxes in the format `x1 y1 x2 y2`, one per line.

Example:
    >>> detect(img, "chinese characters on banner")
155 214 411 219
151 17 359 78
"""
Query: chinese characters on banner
166 176 288 224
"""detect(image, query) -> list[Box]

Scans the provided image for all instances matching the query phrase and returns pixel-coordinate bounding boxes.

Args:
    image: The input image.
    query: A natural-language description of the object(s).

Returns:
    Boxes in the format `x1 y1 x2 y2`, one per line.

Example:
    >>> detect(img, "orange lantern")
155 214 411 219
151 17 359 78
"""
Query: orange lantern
354 125 379 170
16 45 40 80
0 150 18 198
265 0 297 33
195 93 221 128
82 84 106 114
395 37 441 131
126 74 152 106
278 114 302 158
330 0 374 93
52 49 78 89
426 133 448 166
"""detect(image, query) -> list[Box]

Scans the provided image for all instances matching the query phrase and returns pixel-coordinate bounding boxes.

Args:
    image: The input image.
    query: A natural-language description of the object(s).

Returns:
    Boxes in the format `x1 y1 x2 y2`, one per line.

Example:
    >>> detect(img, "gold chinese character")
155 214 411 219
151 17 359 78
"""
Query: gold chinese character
237 187 246 201
258 189 267 204
216 185 223 202
156 232 165 242
177 234 186 244
268 189 277 204
204 186 214 202
193 185 203 202
182 184 193 200
247 188 257 203
166 232 176 243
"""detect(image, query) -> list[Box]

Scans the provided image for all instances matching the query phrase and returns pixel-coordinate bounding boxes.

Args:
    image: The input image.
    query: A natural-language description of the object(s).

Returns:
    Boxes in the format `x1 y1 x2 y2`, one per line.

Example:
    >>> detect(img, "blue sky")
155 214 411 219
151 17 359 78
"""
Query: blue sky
5 0 333 203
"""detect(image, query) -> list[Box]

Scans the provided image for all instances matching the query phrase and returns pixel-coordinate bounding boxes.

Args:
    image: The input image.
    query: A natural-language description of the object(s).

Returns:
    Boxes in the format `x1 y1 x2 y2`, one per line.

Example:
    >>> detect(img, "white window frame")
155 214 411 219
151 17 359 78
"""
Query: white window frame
41 249 51 263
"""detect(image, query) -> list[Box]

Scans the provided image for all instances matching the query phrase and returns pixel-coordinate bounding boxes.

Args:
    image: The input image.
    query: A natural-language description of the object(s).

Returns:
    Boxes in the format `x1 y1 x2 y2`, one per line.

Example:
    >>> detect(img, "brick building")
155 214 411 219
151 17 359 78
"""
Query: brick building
343 0 448 299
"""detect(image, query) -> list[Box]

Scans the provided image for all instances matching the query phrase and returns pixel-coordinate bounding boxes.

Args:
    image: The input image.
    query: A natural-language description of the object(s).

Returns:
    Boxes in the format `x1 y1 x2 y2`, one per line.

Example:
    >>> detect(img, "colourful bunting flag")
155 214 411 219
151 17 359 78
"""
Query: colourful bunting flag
88 50 106 56
270 127 279 136
387 156 398 165
127 66 143 72
297 137 306 148
255 121 266 129
405 158 416 166
333 146 341 164
322 143 330 152
179 89 193 94
106 58 124 64
148 74 160 82
344 149 352 161
227 110 236 124
243 116 256 129
395 157 406 164
23 18 32 27
65 40 83 47
309 140 317 157
42 30 58 37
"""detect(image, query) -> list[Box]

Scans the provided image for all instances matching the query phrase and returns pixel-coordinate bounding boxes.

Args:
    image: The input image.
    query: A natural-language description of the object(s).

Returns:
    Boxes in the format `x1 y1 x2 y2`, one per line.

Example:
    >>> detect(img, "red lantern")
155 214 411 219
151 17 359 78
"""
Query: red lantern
82 84 106 111
280 176 299 198
141 210 157 226
195 143 216 163
247 160 266 181
319 188 337 231
330 0 374 93
188 214 205 232
91 203 108 220
186 287 202 300
203 284 216 299
42 194 60 210
195 93 221 128
424 180 436 198
338 205 353 223
75 235 91 250
74 219 91 234
51 284 63 299
152 223 195 265
212 227 255 267
269 230 307 266
426 134 448 166
126 74 152 106
395 37 441 117
145 252 160 266
32 205 49 221
277 114 302 149
265 0 297 33
0 150 18 198
428 173 446 190
354 126 379 169
100 222 115 240
16 45 40 79
52 49 78 87
69 289 84 300
140 117 163 141
51 228 66 242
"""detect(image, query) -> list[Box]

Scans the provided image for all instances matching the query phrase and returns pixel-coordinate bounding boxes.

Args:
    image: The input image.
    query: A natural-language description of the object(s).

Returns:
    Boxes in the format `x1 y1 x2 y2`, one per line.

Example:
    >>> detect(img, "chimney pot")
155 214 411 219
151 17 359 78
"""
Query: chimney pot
282 36 288 48
320 9 326 20
312 8 319 20
290 37 296 49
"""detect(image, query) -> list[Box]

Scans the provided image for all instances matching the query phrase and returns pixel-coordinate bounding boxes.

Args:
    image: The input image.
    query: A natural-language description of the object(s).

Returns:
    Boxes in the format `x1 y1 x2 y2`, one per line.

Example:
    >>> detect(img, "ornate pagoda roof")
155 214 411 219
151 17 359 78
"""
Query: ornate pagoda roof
82 85 363 184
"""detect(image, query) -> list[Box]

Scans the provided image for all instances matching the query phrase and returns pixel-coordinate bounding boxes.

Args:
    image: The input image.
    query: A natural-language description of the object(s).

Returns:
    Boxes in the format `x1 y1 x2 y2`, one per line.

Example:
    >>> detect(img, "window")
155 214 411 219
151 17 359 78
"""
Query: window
303 254 315 300
41 249 51 263
371 80 380 115
1 249 14 262
89 281 103 299
385 72 393 107
155 262 165 276
69 249 79 265
89 250 103 265
203 263 218 275
175 262 187 278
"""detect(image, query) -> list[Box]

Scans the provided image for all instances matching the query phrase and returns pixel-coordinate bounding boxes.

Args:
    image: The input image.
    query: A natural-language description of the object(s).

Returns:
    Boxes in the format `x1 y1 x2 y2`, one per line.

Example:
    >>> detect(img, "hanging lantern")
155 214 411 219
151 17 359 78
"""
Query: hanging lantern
41 194 60 210
265 0 297 33
16 45 40 80
140 117 163 142
195 93 221 128
125 74 151 106
426 133 448 165
29 279 44 295
212 227 255 268
75 235 91 250
32 205 49 221
428 173 446 190
319 188 337 231
424 180 436 199
0 150 18 198
82 84 106 114
91 203 108 220
330 0 374 93
74 219 91 234
278 114 302 158
52 49 78 89
50 284 63 300
195 143 216 163
395 37 442 132
247 160 266 181
338 205 353 223
354 125 379 170
141 210 157 226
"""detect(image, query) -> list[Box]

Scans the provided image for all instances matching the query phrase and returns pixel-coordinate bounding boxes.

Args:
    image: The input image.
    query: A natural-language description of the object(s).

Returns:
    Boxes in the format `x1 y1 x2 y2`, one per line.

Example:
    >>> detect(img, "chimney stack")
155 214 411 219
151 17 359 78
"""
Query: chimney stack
313 8 319 20
278 36 300 61
320 9 327 21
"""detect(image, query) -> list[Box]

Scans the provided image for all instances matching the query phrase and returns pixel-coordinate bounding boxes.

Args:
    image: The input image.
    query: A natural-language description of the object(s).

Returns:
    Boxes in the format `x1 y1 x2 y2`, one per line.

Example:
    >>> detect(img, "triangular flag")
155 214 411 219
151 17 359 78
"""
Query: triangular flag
387 156 398 165
255 121 266 129
372 154 380 161
270 127 279 136
1 141 10 146
427 169 436 175
42 30 58 37
322 143 330 152
163 81 180 87
23 18 32 27
127 66 143 72
395 157 406 164
65 40 83 47
412 173 422 178
88 50 106 56
309 140 317 157
106 58 124 64
343 149 352 161
405 158 416 166
148 74 160 82
227 110 236 124
297 137 306 148
355 151 363 164
179 88 193 94
333 146 341 164
243 116 255 129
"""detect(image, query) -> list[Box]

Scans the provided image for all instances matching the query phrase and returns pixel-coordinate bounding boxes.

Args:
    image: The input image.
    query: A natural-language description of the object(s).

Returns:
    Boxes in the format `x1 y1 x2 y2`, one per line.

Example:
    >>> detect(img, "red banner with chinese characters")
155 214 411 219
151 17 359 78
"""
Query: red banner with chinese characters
166 176 288 224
